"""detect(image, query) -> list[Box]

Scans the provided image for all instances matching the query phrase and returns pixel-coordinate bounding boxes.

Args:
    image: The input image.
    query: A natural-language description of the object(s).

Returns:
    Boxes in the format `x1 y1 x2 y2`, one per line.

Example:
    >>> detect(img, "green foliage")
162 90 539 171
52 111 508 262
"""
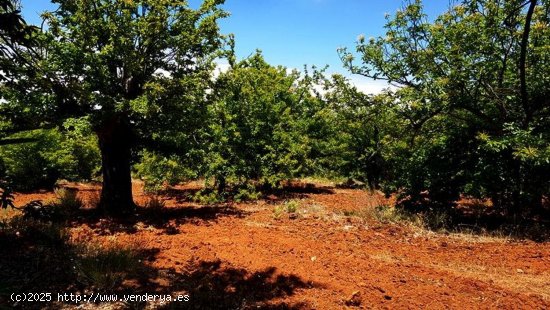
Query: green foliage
1 0 228 211
0 124 99 191
273 200 301 218
0 130 63 190
284 200 300 213
134 150 195 193
0 0 38 72
1 0 548 223
192 183 261 204
206 52 320 192
192 189 225 205
340 0 550 214
61 117 101 181
312 74 402 188
233 183 261 202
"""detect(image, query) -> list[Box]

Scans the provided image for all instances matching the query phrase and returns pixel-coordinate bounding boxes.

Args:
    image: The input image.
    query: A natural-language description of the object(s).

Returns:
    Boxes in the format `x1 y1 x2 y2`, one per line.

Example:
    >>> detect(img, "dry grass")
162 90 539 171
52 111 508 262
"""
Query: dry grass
367 249 550 300
73 243 142 291
432 261 550 300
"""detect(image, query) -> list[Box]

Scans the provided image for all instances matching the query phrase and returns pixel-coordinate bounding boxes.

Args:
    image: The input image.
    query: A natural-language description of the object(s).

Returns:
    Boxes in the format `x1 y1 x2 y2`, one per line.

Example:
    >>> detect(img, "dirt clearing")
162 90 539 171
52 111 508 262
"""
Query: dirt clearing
4 182 549 309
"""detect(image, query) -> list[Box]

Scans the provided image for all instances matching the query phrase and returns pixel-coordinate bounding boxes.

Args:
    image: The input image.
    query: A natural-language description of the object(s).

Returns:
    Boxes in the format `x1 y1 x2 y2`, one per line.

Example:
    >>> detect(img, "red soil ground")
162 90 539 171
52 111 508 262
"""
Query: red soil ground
8 181 550 309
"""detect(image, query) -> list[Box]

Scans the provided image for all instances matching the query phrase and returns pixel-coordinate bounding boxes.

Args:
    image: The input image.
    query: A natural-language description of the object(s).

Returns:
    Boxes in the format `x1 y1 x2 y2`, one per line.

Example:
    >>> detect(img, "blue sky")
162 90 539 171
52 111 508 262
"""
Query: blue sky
21 0 452 93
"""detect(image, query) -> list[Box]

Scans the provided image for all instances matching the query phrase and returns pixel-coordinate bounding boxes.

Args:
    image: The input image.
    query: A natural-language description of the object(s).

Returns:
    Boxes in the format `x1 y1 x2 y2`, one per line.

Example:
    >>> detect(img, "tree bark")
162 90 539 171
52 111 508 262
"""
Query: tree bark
96 114 135 215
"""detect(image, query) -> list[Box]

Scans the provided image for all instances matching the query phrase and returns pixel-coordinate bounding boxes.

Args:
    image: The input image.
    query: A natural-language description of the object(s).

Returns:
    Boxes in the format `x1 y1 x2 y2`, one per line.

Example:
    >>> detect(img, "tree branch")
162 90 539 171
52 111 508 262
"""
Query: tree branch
519 0 536 127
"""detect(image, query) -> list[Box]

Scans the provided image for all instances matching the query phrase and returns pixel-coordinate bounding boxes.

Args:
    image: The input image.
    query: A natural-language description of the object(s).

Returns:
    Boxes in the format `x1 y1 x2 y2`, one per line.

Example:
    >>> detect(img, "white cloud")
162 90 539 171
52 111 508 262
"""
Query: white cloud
154 68 171 78
212 60 231 79
347 75 397 95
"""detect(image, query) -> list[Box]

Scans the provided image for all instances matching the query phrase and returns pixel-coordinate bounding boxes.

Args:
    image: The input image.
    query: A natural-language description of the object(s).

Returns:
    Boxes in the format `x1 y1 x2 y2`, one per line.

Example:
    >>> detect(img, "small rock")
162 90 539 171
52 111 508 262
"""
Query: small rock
345 291 362 306
516 269 525 274
310 256 317 262
384 295 392 300
289 213 298 220
374 286 386 293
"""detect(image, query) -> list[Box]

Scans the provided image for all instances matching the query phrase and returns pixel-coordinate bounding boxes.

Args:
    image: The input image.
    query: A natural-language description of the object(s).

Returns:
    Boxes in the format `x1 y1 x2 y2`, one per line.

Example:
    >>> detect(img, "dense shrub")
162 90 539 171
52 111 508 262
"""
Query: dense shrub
0 118 100 191
205 52 320 194
134 150 196 193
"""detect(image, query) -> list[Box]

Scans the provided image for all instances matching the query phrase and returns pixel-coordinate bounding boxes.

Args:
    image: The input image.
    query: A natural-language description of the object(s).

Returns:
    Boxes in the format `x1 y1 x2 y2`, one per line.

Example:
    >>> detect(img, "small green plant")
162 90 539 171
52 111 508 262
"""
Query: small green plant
193 189 224 205
420 209 452 231
273 200 301 218
285 200 300 213
234 184 261 202
273 205 283 218
373 205 424 226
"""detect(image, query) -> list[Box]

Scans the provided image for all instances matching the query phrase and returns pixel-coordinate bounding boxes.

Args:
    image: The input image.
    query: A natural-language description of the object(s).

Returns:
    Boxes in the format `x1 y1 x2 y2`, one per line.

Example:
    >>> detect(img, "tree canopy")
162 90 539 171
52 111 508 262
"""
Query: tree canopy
1 0 548 220
1 0 228 213
339 0 550 213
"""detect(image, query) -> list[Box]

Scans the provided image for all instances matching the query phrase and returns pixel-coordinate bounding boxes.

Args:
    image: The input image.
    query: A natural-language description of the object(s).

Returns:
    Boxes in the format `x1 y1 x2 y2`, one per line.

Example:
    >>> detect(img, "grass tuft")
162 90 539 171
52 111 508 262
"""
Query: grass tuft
73 243 141 291
273 200 301 218
54 188 83 215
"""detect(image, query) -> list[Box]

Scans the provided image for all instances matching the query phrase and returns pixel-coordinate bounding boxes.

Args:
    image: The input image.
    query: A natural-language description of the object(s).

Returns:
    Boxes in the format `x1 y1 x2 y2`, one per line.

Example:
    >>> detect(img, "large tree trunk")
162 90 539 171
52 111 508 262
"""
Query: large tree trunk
96 114 135 215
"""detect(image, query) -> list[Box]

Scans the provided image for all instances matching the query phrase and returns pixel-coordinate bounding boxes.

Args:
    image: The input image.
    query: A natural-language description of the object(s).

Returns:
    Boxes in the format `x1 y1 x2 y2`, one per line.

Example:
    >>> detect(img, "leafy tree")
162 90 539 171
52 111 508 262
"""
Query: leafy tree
314 74 402 189
0 0 37 60
206 52 319 195
1 0 227 214
340 0 550 214
0 0 39 146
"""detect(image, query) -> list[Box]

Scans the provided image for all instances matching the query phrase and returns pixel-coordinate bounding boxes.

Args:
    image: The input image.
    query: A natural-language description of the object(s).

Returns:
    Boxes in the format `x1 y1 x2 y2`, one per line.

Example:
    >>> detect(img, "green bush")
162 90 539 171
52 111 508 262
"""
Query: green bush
233 183 261 202
0 129 70 190
134 150 195 193
0 118 100 191
206 52 320 193
273 200 301 218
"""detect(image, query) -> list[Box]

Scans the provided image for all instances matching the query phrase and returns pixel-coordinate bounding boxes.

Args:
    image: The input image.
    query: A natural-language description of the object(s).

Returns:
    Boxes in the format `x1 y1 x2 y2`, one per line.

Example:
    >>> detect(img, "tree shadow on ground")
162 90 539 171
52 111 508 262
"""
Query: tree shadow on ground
158 187 203 205
68 203 248 235
159 182 336 205
398 197 550 242
446 212 549 242
140 260 319 309
260 182 335 204
0 220 317 309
